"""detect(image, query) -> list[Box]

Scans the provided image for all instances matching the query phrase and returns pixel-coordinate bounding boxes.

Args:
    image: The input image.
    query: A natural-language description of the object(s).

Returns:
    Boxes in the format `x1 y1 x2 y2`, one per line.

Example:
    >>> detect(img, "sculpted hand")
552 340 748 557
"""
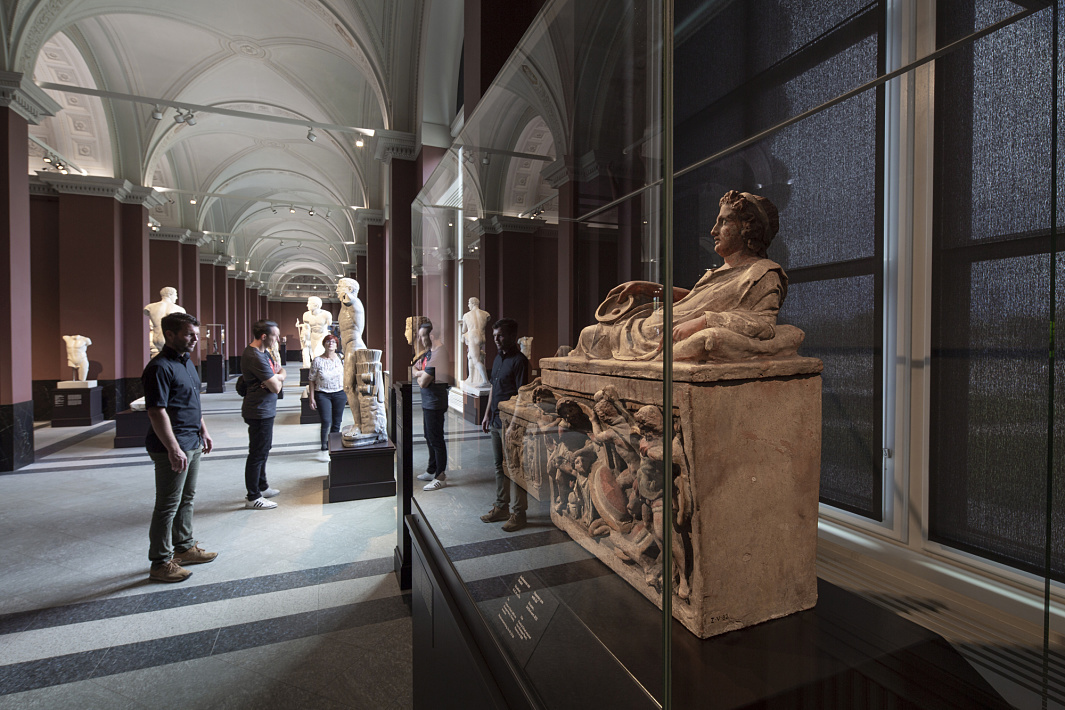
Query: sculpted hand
168 448 188 472
672 318 705 343
612 281 659 300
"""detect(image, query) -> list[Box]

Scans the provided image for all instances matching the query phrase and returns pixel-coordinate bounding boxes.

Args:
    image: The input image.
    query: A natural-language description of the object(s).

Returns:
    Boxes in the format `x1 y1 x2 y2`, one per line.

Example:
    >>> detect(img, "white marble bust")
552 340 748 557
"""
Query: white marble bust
62 334 91 381
460 297 490 390
144 287 186 358
300 296 331 368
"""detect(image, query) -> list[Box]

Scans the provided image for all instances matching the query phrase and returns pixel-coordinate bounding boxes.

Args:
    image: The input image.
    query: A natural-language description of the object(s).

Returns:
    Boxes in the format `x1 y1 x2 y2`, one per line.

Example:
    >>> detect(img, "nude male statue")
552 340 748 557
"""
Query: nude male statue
62 334 92 381
299 296 332 368
336 278 366 415
144 287 186 359
460 297 491 389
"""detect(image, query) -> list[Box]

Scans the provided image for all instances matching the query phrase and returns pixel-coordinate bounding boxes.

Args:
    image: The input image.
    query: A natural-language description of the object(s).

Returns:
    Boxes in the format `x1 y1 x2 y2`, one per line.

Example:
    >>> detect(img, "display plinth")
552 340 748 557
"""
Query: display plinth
56 380 97 389
299 367 310 385
299 395 320 424
52 386 104 427
203 354 225 393
326 432 396 502
460 387 489 425
114 408 150 448
504 355 823 639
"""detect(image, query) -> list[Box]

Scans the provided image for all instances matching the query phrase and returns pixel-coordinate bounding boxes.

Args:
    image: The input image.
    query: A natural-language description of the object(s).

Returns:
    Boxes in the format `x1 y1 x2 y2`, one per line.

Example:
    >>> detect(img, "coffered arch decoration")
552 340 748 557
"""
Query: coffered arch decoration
29 31 114 177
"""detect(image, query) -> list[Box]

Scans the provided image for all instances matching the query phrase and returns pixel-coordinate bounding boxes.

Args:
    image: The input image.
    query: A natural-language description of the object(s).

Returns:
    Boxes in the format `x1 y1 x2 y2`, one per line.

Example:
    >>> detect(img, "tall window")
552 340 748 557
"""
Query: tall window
929 2 1064 579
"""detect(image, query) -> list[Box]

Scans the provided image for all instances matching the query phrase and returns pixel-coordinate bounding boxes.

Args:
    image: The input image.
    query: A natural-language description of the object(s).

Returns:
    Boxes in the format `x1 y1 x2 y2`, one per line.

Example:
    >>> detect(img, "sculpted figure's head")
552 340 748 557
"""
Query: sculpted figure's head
307 296 323 311
718 190 779 259
468 297 480 311
336 277 359 299
160 287 178 303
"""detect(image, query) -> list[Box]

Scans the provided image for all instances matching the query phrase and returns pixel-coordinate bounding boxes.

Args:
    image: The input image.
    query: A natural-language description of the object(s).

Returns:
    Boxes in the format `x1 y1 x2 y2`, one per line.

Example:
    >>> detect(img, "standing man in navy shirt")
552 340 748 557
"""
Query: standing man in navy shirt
142 312 216 583
480 318 529 532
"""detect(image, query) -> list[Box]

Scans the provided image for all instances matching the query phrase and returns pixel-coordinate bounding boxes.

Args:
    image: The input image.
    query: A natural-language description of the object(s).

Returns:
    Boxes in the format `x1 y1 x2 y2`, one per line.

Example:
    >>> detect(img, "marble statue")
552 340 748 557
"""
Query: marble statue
298 296 331 368
495 190 824 638
405 315 430 346
62 334 91 380
144 287 186 358
336 278 366 416
518 336 534 361
341 349 387 447
572 190 804 363
459 297 491 390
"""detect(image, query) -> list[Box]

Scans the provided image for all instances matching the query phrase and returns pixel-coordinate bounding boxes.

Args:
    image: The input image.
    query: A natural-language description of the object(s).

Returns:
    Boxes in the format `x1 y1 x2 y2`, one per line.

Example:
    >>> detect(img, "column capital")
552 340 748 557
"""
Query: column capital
355 208 386 226
373 130 417 164
37 173 132 199
542 158 571 189
152 228 209 246
120 185 168 208
470 214 544 235
0 71 61 124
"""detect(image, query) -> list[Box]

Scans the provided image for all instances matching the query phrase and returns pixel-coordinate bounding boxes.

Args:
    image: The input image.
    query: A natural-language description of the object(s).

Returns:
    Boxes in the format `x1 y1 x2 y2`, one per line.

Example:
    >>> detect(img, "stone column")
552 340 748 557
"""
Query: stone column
544 159 579 350
119 187 167 403
0 72 59 470
198 255 217 329
463 0 547 120
213 260 231 360
361 215 386 350
227 275 239 369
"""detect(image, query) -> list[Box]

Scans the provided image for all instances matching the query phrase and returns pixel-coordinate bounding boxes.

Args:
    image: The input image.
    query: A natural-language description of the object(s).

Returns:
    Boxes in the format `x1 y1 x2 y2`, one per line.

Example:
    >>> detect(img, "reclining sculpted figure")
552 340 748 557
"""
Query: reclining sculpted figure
572 190 801 362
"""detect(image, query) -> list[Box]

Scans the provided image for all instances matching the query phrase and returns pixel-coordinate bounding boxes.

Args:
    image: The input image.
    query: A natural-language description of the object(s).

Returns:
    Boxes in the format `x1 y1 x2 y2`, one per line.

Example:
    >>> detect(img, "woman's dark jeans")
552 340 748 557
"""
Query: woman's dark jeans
315 390 347 449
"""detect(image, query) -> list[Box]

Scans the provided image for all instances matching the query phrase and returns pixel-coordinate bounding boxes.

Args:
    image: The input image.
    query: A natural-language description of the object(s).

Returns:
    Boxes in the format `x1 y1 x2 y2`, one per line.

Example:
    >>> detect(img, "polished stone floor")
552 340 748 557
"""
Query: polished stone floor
0 384 419 709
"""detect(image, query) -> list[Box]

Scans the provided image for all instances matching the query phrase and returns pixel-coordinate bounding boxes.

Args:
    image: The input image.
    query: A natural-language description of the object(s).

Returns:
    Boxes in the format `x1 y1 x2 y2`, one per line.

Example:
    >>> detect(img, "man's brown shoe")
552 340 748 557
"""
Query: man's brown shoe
480 506 509 523
174 544 218 565
149 560 191 583
501 511 527 532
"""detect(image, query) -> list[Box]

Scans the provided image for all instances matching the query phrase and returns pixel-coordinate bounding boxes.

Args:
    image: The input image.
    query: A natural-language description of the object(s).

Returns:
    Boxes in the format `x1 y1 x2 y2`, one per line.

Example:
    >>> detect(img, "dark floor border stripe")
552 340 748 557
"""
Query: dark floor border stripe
0 528 574 637
0 593 412 696
0 556 394 637
39 439 332 463
19 445 334 474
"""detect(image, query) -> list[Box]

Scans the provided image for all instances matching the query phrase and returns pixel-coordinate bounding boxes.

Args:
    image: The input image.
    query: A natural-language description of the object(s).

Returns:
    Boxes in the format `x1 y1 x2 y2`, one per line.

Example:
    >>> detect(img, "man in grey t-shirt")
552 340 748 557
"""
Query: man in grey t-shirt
241 319 287 509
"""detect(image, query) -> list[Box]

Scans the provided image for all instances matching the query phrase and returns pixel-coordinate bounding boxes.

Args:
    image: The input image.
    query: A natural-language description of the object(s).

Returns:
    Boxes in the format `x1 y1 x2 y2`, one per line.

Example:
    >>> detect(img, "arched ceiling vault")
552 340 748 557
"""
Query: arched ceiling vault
16 0 428 297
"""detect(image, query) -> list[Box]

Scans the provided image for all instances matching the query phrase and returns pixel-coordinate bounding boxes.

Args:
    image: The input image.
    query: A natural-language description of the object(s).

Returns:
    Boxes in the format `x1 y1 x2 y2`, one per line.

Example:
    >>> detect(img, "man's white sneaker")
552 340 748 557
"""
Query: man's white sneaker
423 477 447 491
261 488 280 498
416 472 435 481
317 450 330 462
245 497 278 509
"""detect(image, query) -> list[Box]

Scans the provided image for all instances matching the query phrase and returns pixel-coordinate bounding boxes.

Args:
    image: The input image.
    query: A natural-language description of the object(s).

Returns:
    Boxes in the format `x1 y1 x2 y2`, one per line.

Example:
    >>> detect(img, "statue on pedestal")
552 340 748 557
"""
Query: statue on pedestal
336 278 366 416
341 349 387 447
460 297 490 390
144 287 185 358
298 296 331 368
62 334 91 381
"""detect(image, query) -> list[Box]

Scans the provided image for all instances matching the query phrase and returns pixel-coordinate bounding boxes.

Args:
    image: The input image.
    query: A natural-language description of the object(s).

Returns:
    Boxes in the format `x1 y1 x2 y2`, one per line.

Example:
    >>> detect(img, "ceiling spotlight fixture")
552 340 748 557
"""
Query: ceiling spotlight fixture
355 138 364 148
289 206 296 214
174 110 186 124
271 207 277 214
151 105 163 120
482 155 490 165
189 196 197 205
308 208 315 217
325 209 332 218
307 128 317 142
42 155 52 164
184 111 197 126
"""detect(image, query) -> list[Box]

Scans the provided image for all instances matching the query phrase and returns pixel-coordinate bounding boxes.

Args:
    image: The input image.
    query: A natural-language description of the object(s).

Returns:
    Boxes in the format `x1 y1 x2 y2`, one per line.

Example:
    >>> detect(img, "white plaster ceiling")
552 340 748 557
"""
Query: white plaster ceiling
17 0 427 298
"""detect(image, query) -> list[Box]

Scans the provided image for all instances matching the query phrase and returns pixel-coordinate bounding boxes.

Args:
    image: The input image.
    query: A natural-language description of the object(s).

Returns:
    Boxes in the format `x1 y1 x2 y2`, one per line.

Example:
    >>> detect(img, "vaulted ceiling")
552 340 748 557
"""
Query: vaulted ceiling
4 0 458 299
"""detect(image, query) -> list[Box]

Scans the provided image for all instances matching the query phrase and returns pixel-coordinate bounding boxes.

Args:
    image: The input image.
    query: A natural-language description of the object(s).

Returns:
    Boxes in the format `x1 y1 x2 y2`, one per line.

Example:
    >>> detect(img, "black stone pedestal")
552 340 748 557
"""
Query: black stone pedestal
204 354 226 393
300 367 310 386
114 409 150 448
300 396 320 424
52 386 104 427
461 389 489 425
326 432 396 502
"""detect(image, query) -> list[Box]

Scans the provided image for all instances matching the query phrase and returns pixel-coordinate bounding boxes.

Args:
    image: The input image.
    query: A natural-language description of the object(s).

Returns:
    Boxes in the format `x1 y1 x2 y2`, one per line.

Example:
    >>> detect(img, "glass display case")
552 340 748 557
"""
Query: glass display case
202 324 225 358
407 1 1062 708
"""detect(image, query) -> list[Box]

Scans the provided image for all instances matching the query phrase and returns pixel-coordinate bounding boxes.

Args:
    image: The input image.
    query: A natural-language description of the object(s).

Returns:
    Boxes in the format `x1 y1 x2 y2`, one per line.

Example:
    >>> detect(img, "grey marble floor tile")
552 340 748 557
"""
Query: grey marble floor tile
0 677 143 709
